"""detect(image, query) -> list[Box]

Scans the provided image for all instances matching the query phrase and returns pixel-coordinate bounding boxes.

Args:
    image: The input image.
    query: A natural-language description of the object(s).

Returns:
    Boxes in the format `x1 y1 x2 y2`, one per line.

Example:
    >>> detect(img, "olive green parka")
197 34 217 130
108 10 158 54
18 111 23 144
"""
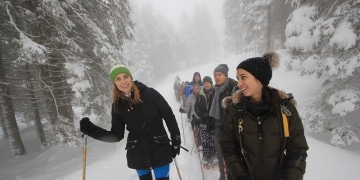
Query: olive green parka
220 88 308 180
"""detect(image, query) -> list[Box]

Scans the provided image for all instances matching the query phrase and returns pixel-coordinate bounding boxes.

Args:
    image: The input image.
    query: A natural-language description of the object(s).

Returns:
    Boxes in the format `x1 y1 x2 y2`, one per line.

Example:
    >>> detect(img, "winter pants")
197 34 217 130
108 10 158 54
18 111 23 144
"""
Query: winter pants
137 164 169 180
199 126 216 164
214 127 226 180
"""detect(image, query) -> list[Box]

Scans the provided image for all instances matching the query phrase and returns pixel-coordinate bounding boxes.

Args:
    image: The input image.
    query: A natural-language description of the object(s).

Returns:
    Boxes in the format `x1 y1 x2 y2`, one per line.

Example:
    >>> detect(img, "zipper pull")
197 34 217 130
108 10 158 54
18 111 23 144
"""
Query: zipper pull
257 118 263 140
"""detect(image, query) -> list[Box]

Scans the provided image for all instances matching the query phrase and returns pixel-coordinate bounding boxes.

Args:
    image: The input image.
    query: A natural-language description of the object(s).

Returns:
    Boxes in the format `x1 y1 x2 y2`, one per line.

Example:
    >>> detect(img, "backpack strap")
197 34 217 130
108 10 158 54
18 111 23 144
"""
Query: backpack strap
280 93 293 138
236 105 255 180
280 108 290 138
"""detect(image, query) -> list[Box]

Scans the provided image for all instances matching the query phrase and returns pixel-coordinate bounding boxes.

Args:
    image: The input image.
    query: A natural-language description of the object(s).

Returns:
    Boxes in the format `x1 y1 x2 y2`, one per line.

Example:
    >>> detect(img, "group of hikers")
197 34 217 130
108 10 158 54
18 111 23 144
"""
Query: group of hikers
80 52 309 180
175 64 239 179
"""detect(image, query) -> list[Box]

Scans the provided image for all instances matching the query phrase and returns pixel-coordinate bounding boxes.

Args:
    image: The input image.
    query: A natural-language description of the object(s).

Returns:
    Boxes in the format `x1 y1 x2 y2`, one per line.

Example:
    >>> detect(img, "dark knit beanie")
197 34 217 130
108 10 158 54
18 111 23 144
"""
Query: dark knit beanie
214 64 229 77
203 76 213 85
237 52 279 86
193 72 201 77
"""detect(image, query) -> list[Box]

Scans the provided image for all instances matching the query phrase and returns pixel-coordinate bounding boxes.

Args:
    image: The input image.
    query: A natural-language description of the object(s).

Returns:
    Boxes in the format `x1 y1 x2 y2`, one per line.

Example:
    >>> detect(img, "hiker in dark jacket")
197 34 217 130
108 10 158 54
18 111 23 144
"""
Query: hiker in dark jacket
80 65 181 180
220 52 308 180
188 71 203 86
208 64 238 180
193 76 217 169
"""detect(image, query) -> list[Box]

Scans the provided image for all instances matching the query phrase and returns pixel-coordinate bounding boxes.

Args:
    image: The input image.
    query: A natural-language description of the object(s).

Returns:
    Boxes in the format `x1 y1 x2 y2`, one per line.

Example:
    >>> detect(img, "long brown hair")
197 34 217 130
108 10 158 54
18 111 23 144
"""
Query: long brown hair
112 81 142 111
262 86 281 116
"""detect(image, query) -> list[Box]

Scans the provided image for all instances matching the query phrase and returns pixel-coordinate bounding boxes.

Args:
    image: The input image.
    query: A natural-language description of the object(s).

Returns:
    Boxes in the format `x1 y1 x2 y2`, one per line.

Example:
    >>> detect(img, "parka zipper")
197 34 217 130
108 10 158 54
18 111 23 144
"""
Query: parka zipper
257 117 263 140
126 140 137 150
153 135 168 143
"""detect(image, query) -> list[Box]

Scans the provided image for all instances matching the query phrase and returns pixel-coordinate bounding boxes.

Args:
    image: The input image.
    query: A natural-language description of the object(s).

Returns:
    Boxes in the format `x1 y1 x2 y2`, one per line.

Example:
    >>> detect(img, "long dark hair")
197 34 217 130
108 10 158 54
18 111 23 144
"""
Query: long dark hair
262 86 281 116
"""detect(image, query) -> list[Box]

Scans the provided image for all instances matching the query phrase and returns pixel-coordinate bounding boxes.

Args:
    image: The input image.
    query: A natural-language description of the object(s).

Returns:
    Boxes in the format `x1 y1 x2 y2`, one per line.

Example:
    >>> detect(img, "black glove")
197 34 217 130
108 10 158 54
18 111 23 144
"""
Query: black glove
171 145 180 158
191 115 202 130
206 118 215 131
192 115 197 121
80 117 96 135
171 135 181 158
179 107 186 113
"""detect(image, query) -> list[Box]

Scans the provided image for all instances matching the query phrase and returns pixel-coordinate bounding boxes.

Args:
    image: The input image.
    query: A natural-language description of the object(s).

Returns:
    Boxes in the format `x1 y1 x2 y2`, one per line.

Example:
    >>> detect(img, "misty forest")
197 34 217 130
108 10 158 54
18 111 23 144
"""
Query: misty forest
0 0 359 158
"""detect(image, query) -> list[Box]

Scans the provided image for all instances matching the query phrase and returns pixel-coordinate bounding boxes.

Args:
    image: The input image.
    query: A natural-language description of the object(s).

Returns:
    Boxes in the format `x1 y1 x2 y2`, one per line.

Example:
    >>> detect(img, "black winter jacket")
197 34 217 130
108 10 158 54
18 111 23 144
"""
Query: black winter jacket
220 89 308 180
194 87 215 125
87 81 181 169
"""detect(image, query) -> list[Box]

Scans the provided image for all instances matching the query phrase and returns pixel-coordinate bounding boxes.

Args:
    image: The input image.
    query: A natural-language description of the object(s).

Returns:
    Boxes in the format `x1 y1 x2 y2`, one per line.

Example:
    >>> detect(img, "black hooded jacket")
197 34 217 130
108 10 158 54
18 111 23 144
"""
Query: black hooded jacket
87 81 181 169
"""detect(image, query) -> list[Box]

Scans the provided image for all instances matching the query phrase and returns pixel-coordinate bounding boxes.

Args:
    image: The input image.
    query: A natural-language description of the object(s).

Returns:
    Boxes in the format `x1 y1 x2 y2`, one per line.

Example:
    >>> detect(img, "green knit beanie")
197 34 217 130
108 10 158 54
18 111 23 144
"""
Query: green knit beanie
109 65 132 84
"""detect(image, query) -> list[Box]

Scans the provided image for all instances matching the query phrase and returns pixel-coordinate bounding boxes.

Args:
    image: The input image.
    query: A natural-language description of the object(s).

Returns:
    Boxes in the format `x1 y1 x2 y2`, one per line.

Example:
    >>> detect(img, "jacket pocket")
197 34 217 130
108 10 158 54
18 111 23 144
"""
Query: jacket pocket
153 135 170 144
125 140 138 150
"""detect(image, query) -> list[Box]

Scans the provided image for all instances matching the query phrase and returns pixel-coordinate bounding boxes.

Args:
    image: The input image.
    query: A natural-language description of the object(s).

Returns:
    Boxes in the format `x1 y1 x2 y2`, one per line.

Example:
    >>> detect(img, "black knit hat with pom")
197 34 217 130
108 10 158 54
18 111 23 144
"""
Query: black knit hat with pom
237 52 279 86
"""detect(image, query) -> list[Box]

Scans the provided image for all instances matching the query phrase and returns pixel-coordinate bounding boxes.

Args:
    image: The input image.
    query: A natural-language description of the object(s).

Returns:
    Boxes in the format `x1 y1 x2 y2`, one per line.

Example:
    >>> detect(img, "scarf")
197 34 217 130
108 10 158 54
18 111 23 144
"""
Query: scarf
243 97 270 117
209 79 229 120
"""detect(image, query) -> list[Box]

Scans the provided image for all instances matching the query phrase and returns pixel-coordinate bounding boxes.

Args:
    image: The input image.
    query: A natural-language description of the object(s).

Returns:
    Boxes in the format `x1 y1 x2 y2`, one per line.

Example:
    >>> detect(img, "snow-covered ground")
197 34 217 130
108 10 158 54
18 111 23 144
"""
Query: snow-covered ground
1 51 360 180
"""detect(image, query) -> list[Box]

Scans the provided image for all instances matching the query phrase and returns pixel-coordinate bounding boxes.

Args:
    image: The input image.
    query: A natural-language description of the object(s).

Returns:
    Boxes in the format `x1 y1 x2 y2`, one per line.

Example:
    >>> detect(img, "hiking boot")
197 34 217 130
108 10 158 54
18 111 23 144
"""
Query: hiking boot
210 161 218 168
202 162 211 169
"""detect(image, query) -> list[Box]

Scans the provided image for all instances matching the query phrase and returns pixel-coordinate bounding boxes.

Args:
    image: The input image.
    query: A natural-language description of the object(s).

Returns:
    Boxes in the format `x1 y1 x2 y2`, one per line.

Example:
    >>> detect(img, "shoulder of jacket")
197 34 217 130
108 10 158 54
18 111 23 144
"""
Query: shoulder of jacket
276 88 297 107
222 89 241 109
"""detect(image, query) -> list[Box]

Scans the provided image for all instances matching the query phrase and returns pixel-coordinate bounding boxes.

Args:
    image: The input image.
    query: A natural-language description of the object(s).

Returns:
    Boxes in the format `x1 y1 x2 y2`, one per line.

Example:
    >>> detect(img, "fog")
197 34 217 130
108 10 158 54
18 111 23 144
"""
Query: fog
136 0 224 32
125 0 226 86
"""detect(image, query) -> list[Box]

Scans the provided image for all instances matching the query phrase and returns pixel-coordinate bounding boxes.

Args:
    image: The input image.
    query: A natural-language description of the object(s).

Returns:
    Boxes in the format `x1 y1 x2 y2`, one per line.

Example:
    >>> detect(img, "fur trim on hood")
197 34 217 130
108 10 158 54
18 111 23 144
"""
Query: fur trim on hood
222 87 297 109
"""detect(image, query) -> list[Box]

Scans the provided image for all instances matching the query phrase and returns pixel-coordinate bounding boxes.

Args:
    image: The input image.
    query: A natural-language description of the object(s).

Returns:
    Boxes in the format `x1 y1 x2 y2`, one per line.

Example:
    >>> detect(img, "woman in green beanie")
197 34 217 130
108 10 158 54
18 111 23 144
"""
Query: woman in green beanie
80 65 181 180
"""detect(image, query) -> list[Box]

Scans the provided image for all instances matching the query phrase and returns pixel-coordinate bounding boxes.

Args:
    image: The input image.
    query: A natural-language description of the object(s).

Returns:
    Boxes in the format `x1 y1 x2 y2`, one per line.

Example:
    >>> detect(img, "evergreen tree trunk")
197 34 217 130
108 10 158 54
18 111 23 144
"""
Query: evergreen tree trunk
39 65 58 129
0 51 26 156
47 53 75 144
47 54 74 121
0 116 9 139
26 64 47 147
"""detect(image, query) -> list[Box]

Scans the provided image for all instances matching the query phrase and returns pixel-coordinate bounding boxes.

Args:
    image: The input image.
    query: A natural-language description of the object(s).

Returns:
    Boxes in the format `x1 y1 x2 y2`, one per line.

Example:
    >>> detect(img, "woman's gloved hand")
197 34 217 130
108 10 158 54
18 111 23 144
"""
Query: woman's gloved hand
80 117 95 135
171 135 181 158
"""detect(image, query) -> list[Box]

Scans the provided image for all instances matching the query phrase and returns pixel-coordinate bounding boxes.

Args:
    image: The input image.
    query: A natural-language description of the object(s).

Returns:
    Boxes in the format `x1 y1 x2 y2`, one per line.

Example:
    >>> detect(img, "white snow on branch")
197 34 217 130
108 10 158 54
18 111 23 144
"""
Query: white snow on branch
5 3 47 58
285 5 319 52
329 20 357 50
301 54 319 74
328 89 359 116
20 33 47 56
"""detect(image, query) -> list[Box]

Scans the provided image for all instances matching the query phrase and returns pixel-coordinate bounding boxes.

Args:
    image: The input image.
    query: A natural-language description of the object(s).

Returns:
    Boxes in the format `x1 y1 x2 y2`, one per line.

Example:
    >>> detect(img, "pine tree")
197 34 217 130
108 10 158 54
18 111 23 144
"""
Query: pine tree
285 0 360 147
0 0 134 153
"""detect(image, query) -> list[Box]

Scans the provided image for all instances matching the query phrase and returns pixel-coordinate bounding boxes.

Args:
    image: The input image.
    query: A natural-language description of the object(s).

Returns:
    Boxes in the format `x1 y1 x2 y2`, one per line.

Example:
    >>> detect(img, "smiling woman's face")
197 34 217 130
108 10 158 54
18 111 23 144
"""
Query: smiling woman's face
114 73 133 94
236 68 263 102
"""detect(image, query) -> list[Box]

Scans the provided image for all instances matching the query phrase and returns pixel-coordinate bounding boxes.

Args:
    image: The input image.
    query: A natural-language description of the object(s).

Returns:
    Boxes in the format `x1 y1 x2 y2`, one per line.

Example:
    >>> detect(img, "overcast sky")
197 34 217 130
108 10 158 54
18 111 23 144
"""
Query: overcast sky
135 0 225 37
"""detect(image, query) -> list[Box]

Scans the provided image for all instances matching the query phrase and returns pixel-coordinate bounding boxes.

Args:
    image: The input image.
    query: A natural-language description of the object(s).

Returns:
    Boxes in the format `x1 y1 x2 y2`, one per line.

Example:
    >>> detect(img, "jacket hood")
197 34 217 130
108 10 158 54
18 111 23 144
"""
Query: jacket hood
222 87 297 109
134 80 148 92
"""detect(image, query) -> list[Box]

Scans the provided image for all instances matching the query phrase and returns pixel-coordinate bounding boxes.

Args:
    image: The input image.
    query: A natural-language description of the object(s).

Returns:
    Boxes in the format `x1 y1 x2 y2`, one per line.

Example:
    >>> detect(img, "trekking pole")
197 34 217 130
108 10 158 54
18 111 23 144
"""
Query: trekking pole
192 126 205 180
174 158 182 180
190 140 196 155
82 134 87 180
180 113 186 144
180 145 189 152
